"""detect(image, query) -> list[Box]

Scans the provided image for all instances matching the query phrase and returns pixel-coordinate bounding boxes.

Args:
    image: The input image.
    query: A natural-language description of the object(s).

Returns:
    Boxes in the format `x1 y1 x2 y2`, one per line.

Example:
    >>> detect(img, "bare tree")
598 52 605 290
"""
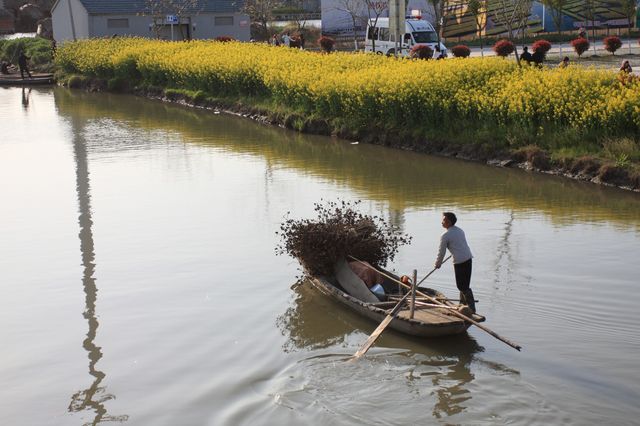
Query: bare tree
541 0 566 54
144 0 204 40
467 0 487 56
332 0 367 50
288 0 317 37
363 0 387 52
493 0 532 64
239 0 284 40
514 0 532 45
427 0 446 41
620 0 636 54
583 0 598 55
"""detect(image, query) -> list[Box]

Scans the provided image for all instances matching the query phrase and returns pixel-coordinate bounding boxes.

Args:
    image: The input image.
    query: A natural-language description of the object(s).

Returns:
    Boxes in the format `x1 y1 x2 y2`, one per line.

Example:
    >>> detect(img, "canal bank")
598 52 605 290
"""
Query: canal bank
57 73 640 193
51 38 640 193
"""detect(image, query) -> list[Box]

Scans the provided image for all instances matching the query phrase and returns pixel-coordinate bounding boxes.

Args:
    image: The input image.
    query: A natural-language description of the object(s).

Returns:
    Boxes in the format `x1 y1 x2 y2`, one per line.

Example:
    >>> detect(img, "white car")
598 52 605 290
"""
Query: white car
364 17 447 57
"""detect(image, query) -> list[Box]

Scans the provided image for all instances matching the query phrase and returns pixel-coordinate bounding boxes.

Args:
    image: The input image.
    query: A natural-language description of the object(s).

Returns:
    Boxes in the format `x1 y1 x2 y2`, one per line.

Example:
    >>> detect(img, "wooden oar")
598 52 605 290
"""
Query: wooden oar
349 256 522 352
351 258 450 359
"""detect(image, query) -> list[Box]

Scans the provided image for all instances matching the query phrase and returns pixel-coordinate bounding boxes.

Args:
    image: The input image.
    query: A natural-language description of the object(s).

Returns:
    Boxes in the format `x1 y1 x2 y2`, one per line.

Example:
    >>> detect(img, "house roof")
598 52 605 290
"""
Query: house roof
77 0 240 15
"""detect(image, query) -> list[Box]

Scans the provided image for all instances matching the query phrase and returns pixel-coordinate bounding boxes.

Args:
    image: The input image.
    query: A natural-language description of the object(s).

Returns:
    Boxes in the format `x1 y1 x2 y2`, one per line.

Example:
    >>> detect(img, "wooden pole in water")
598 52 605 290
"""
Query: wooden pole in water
409 269 417 319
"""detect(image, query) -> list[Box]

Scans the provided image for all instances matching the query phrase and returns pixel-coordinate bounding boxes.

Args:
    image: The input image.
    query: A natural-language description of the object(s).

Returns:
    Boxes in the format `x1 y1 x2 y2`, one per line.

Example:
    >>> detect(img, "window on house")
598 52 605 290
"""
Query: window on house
107 18 129 28
215 16 234 26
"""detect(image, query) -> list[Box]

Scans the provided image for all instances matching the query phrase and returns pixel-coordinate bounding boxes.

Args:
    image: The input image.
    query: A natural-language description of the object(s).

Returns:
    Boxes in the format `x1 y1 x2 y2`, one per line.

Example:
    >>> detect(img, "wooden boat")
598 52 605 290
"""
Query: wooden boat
307 262 486 338
0 73 54 86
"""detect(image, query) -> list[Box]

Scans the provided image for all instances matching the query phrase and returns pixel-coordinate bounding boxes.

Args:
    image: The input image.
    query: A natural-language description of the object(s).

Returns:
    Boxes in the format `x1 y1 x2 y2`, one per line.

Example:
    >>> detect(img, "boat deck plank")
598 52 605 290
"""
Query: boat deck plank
397 308 462 325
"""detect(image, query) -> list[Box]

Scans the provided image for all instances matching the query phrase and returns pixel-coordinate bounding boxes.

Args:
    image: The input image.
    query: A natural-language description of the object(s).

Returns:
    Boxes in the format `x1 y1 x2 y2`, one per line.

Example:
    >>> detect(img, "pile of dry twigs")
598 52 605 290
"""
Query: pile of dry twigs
276 200 411 275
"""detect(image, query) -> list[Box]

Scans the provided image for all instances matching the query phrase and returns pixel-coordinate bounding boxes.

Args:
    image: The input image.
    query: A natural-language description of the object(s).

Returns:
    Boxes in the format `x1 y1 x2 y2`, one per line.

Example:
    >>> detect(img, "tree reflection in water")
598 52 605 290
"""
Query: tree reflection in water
278 280 518 417
67 118 128 425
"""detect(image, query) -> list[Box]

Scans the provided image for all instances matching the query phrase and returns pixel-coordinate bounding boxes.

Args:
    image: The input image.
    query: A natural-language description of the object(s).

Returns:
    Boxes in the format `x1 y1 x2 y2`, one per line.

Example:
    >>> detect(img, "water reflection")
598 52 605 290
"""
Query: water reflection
66 116 128 425
21 87 31 109
276 281 352 352
52 88 640 230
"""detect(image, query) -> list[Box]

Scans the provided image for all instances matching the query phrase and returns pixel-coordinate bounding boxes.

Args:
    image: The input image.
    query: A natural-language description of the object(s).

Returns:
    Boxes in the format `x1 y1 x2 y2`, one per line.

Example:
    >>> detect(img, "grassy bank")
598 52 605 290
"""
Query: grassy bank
0 37 54 72
55 38 640 189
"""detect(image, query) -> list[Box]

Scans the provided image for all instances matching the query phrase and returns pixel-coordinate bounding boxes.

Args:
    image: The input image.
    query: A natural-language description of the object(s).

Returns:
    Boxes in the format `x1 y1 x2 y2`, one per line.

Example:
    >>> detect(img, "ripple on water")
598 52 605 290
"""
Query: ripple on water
214 349 571 426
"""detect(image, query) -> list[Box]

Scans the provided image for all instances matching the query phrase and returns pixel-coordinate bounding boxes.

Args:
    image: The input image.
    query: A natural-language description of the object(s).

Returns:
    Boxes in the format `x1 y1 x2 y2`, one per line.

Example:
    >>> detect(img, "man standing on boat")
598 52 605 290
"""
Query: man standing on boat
434 212 475 313
18 51 32 80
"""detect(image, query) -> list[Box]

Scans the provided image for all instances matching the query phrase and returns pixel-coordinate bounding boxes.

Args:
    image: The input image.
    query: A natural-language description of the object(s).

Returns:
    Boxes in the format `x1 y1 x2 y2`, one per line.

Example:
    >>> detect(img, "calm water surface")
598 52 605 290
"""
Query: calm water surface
1 87 639 425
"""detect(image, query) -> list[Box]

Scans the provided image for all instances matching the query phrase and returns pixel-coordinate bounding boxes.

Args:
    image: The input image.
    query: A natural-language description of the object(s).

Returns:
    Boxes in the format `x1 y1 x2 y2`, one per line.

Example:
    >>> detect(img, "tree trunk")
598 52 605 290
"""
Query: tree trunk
352 17 359 50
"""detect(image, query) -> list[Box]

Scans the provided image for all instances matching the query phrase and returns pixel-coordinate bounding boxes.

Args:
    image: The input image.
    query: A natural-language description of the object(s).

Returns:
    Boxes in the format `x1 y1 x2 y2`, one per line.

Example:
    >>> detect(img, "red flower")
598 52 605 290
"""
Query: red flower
532 40 552 54
451 45 471 58
571 38 589 57
493 39 514 57
319 36 335 53
410 44 434 59
603 36 622 55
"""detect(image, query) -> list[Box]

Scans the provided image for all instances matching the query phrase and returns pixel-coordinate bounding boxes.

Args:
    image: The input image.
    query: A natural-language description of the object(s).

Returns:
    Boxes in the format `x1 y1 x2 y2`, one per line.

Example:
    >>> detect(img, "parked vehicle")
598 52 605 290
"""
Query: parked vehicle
364 17 447 57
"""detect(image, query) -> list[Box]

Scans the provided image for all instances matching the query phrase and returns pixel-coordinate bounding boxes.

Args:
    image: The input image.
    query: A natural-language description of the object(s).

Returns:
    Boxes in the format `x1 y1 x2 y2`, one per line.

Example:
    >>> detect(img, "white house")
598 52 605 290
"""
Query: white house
51 0 250 43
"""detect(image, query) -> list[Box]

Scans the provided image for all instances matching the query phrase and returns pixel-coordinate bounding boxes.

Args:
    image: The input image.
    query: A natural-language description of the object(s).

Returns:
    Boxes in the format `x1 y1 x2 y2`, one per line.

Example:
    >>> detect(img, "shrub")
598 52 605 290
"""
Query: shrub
493 39 514 57
0 37 53 70
451 45 471 58
571 38 589 57
107 76 128 92
67 74 88 89
532 39 552 55
215 36 234 42
410 44 433 59
603 36 622 55
318 36 335 53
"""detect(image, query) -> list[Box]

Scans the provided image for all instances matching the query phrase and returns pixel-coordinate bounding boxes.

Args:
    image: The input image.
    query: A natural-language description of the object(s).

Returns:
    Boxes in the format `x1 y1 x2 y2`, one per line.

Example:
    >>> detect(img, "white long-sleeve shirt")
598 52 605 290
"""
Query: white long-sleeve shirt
436 225 473 265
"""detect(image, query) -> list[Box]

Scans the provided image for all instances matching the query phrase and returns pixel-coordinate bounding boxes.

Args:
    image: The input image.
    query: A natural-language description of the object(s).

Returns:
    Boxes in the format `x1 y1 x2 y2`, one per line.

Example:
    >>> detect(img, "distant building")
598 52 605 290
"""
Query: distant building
0 0 15 35
51 0 250 43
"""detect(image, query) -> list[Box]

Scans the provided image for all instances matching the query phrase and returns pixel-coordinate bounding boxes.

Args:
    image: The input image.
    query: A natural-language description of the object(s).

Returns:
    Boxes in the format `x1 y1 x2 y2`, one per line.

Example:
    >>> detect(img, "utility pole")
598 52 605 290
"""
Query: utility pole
389 0 405 56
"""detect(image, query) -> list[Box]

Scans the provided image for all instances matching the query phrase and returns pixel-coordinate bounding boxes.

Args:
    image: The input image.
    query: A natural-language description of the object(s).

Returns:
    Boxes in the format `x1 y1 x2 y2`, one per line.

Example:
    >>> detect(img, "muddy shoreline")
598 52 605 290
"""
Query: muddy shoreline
66 79 640 192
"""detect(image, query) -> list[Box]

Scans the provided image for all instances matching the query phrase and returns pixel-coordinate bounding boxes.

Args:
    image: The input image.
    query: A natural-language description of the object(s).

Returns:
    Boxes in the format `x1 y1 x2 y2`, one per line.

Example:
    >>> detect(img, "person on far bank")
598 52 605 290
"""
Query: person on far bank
434 212 475 313
620 60 632 74
559 56 570 69
18 51 32 79
520 46 533 65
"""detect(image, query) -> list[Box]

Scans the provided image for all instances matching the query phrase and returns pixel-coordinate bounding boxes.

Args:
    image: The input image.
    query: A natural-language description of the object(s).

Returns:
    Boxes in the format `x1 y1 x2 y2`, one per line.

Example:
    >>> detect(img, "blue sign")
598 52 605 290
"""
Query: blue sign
165 15 179 24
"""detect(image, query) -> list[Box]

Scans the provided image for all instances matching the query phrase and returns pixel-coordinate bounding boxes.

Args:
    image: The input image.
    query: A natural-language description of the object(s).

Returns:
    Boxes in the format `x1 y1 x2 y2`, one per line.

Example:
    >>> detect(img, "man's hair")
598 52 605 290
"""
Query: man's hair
443 212 457 226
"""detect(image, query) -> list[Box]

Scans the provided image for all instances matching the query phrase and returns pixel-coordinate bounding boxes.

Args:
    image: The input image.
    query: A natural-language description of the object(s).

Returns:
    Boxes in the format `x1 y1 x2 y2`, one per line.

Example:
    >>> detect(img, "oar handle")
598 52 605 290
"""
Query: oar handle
415 255 451 287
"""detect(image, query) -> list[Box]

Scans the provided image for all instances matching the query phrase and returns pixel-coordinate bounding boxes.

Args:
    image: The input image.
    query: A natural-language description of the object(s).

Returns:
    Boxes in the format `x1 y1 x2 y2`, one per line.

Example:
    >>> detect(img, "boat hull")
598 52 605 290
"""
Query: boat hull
308 274 475 338
0 74 54 86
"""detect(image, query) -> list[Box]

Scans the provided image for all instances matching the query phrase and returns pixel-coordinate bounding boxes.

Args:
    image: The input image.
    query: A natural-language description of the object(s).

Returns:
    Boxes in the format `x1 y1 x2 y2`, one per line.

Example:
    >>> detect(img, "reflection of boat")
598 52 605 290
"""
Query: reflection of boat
307 263 486 338
0 73 54 86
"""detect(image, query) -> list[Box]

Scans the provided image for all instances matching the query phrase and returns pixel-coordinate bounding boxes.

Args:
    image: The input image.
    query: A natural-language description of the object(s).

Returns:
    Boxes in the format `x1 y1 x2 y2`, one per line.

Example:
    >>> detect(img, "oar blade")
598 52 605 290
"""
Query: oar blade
352 314 394 359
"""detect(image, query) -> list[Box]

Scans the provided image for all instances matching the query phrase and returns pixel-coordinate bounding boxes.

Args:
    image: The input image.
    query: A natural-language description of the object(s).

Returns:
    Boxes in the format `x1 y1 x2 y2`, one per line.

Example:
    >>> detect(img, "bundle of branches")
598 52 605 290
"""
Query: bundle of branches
276 200 411 275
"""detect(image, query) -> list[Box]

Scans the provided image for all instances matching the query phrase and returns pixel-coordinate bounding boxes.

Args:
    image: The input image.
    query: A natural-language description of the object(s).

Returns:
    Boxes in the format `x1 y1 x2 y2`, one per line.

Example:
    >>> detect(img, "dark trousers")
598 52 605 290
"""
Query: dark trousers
454 259 475 313
20 65 32 79
453 259 472 291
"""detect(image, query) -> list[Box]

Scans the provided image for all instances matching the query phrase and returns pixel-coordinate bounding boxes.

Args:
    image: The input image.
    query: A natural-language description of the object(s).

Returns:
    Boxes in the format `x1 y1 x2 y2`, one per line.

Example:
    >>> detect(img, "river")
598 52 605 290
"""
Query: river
1 87 639 425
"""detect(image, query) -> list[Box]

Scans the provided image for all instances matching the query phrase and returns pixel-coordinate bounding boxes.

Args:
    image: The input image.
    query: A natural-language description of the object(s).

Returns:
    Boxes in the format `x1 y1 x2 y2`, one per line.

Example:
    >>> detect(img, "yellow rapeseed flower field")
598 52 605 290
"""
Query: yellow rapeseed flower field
55 38 640 136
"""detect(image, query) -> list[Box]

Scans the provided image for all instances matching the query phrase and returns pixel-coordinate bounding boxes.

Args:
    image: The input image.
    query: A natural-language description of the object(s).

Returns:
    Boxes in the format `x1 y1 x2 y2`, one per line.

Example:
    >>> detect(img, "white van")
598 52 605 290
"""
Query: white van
364 17 447 58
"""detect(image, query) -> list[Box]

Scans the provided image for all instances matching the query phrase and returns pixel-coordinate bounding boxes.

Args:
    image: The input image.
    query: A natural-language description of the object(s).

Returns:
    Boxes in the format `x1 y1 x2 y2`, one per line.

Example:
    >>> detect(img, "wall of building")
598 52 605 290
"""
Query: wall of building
52 0 89 42
192 13 251 40
84 13 250 41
